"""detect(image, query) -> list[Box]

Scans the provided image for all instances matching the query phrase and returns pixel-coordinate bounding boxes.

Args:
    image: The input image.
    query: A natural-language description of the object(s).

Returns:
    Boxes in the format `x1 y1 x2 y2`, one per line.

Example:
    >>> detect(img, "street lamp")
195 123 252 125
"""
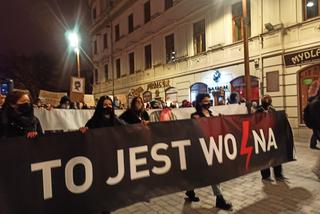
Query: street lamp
307 1 315 7
66 31 81 78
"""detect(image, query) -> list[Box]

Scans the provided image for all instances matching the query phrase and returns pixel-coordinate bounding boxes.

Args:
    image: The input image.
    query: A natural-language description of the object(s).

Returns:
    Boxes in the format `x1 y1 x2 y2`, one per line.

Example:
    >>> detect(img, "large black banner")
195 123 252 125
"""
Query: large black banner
0 111 294 214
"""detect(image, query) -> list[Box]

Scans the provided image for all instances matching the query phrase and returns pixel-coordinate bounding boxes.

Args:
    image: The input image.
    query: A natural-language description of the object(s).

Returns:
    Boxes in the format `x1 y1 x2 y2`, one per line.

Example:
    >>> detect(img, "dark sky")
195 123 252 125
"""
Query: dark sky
0 0 91 64
0 0 92 90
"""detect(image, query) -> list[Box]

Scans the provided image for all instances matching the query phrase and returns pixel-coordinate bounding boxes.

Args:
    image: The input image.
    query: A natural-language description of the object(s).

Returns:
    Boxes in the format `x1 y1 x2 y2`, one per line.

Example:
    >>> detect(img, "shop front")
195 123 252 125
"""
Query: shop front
298 64 320 124
284 46 320 125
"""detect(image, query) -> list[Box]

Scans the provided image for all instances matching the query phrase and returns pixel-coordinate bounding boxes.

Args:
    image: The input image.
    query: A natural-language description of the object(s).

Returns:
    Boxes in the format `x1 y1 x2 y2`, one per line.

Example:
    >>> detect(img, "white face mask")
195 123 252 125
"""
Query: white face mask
61 104 70 109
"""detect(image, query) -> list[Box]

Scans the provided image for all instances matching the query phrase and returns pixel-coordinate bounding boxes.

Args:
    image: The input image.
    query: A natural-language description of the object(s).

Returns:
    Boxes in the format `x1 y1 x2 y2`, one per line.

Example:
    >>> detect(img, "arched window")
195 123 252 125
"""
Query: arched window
190 82 208 102
230 76 259 102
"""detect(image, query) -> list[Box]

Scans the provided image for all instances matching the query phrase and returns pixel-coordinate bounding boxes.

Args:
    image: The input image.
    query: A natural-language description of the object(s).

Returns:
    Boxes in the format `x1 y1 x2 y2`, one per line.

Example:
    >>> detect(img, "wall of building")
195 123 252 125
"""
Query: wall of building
89 0 320 138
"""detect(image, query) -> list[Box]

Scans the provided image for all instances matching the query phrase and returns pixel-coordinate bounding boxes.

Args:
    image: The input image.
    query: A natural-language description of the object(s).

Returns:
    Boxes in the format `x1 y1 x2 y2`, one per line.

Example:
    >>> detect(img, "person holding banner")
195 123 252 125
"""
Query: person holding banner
120 97 150 125
79 96 123 214
185 93 233 211
80 96 123 133
0 90 42 138
257 95 287 181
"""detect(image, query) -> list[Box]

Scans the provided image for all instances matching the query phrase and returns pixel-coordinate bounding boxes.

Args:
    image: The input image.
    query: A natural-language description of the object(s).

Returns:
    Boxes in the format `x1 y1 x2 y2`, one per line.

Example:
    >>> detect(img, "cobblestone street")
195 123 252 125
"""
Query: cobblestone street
114 139 320 214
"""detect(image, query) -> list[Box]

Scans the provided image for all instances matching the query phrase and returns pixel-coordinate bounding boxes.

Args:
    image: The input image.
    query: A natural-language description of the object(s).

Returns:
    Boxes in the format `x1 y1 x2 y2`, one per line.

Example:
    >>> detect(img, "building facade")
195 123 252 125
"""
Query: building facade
88 0 320 137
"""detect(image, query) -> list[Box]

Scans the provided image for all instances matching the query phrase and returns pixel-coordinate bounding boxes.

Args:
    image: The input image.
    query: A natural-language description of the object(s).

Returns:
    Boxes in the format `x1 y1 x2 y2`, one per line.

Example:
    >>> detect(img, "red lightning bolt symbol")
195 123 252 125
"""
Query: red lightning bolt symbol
240 120 253 171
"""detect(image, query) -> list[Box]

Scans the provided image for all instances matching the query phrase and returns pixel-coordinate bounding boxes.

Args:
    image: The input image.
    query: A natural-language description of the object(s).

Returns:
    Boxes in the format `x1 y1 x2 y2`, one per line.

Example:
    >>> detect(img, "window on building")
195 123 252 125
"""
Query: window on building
165 0 173 10
104 64 109 81
115 24 120 41
128 14 134 33
129 52 135 75
116 59 121 78
190 83 208 102
92 7 97 21
94 40 98 55
144 1 151 23
165 34 175 63
145 44 152 69
193 19 206 55
103 33 108 49
232 1 251 42
304 0 320 20
95 69 99 84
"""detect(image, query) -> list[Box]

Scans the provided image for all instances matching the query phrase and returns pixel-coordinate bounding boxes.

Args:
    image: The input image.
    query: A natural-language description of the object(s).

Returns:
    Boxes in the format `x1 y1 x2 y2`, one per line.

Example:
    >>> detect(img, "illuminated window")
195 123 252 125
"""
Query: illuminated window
193 19 206 54
232 1 251 42
304 0 320 20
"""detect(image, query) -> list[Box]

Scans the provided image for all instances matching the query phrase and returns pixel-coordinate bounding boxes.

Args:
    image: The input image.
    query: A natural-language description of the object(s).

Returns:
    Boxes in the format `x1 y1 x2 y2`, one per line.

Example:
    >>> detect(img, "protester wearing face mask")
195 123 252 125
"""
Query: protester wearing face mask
57 96 71 109
257 94 275 113
80 96 123 133
185 93 232 211
257 94 287 181
79 96 123 214
119 96 150 125
0 90 42 138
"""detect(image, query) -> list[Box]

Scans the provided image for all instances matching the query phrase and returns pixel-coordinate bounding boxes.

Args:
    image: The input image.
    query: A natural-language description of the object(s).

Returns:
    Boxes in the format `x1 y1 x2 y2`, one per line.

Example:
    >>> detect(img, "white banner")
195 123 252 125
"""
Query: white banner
34 104 248 132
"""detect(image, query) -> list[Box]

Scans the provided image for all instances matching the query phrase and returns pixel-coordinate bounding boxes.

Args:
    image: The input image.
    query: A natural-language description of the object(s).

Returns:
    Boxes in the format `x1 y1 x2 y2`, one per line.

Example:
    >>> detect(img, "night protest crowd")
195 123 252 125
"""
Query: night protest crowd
0 83 319 213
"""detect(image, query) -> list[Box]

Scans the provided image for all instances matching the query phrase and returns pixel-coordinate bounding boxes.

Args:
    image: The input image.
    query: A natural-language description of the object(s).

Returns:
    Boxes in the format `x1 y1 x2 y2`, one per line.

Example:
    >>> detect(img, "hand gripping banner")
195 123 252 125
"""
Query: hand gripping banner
0 111 294 214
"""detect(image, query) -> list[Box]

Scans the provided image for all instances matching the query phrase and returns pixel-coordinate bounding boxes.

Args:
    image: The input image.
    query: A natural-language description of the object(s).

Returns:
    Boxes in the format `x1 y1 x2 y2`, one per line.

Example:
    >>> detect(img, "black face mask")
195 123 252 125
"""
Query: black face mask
262 101 270 109
104 107 113 116
202 103 211 110
17 103 33 116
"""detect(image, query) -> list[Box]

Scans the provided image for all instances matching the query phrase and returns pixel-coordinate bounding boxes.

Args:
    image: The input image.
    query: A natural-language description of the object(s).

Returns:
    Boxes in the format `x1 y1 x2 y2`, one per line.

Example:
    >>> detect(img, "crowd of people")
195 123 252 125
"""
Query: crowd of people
0 87 319 213
31 91 250 112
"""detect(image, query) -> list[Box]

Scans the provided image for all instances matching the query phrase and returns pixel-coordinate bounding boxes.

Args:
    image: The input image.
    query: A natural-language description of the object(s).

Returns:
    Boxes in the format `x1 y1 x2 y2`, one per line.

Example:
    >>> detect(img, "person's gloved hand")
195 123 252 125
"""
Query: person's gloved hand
27 131 38 139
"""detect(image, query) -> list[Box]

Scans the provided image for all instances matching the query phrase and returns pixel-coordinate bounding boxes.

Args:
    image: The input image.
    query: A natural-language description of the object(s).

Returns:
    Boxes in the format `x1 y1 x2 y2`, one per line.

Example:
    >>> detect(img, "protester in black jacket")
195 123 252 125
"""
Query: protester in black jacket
0 90 42 138
303 80 320 179
56 95 71 109
80 96 123 133
257 95 287 181
119 97 149 125
80 96 123 214
185 93 232 211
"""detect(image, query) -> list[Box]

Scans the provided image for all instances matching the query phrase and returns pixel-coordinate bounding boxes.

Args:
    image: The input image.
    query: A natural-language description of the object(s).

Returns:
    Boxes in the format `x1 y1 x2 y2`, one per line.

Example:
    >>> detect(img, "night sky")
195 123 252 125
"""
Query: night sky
0 0 90 54
0 0 92 81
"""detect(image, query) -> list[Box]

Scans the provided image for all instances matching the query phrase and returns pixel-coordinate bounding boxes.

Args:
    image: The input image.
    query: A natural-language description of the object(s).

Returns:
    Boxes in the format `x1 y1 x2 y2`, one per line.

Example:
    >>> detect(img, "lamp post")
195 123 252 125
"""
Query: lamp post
67 31 81 78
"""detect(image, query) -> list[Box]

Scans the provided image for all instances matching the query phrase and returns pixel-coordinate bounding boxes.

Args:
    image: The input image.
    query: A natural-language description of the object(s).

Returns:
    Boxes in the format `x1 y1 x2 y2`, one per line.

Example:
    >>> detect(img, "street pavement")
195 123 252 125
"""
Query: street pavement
113 138 320 214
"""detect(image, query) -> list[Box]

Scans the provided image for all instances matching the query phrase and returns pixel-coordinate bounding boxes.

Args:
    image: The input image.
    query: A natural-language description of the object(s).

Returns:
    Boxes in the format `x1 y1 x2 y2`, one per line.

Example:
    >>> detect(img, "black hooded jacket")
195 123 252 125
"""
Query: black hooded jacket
0 106 42 138
119 109 149 124
85 97 123 129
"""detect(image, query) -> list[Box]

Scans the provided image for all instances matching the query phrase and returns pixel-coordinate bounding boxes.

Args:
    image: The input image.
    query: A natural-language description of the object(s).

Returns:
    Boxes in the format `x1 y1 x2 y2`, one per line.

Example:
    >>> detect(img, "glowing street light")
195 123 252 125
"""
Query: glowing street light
307 1 315 7
66 31 81 77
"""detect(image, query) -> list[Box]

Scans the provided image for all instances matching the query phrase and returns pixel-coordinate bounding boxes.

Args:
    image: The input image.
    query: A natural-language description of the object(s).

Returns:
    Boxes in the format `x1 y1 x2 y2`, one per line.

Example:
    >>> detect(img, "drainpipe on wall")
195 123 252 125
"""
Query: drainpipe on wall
260 0 264 100
109 15 115 98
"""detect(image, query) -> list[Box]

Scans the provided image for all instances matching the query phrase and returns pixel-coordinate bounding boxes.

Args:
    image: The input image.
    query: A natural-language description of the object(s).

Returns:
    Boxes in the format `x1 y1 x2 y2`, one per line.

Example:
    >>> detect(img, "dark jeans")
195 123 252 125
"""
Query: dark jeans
261 165 282 179
310 130 318 148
